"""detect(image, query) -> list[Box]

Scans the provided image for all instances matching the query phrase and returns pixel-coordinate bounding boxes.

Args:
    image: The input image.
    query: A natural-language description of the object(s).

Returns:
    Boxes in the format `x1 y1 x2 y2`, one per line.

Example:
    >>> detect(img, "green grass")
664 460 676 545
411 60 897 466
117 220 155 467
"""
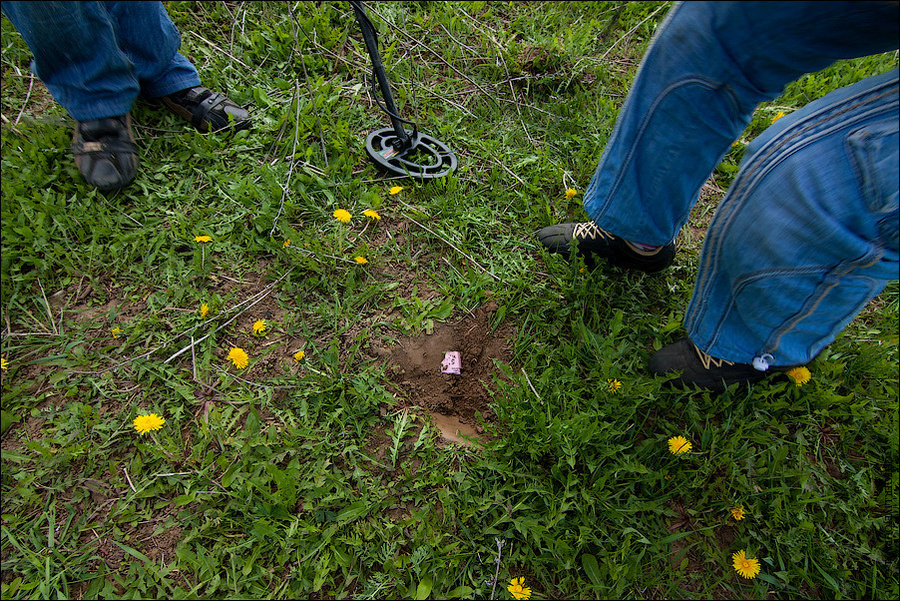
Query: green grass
2 2 898 599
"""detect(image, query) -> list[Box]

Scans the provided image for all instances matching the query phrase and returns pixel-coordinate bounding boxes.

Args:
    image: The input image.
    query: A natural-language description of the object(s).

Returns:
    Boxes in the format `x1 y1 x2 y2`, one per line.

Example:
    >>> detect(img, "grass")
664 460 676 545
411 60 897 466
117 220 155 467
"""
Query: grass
1 1 898 599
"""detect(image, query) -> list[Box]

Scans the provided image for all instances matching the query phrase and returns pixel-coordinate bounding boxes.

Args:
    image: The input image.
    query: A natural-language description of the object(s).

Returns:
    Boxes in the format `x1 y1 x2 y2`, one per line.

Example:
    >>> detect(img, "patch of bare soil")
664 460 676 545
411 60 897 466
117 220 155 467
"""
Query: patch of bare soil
133 518 183 565
378 300 513 446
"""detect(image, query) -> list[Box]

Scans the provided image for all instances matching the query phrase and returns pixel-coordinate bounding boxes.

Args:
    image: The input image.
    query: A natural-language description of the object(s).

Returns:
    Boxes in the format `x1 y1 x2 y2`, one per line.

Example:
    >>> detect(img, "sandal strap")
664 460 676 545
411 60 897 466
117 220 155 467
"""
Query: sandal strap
72 138 138 156
177 86 212 104
193 92 229 130
171 86 237 130
160 86 250 133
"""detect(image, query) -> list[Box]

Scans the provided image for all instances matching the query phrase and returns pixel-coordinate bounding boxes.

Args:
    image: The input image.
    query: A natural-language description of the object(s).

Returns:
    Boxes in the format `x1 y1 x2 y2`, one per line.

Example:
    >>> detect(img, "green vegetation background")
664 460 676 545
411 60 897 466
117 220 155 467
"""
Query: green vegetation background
2 2 897 599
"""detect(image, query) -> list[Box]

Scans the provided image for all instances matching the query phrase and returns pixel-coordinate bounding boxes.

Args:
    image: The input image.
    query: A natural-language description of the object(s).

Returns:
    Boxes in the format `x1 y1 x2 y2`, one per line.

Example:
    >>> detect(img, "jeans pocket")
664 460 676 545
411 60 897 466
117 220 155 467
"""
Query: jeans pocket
847 120 899 250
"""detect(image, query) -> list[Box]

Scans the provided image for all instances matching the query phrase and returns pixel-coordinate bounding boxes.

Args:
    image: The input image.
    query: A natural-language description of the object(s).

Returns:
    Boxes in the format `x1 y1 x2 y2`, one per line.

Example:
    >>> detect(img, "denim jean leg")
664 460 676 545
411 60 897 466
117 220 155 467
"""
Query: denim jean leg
1 1 139 120
101 1 200 98
684 69 899 366
582 1 900 247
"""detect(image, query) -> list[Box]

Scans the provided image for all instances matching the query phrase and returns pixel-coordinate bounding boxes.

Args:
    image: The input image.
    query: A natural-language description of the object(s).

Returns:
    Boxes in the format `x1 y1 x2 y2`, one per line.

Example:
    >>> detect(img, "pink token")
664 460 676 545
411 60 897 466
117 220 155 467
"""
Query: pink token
441 351 461 375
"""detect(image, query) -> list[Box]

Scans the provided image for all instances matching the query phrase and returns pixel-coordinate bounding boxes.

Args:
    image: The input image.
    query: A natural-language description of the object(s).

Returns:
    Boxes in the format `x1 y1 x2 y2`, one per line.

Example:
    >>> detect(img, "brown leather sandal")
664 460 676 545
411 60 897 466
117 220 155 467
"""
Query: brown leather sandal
160 86 251 133
71 113 139 192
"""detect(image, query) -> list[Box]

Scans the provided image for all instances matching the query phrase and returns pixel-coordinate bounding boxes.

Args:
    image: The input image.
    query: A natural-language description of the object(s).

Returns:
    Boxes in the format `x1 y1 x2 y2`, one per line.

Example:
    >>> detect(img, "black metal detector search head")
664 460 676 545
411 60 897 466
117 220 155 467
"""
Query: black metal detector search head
349 0 457 180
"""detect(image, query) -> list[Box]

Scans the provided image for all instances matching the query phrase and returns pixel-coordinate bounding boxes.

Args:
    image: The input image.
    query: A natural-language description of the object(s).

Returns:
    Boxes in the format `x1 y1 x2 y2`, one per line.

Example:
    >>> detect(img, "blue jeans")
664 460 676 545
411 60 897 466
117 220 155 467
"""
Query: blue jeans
2 1 201 121
583 1 899 367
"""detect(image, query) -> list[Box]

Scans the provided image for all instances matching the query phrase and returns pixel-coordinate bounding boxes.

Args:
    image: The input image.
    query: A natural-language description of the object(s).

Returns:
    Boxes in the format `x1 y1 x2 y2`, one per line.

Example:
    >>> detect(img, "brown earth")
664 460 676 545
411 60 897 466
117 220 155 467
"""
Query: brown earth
378 299 512 446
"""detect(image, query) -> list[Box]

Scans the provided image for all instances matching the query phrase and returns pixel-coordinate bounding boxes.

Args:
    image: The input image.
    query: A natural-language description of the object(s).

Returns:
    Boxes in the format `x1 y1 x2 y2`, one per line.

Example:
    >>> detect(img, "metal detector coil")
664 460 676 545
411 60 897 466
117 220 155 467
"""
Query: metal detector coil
350 1 457 180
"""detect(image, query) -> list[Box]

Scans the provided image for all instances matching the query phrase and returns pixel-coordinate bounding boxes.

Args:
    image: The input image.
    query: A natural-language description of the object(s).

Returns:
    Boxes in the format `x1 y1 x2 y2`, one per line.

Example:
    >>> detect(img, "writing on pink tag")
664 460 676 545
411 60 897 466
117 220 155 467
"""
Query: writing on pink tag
440 351 461 375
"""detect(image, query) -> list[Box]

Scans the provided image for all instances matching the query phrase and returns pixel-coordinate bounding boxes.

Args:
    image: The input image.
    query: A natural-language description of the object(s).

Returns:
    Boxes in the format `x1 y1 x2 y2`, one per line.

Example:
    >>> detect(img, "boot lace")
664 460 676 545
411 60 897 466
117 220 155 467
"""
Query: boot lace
573 222 613 241
693 343 734 370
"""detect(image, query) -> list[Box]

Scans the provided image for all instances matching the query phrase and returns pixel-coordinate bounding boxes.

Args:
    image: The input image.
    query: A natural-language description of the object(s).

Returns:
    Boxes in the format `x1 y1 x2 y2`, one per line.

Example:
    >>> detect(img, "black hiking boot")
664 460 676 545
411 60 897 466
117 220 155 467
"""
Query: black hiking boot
537 221 675 272
649 338 800 391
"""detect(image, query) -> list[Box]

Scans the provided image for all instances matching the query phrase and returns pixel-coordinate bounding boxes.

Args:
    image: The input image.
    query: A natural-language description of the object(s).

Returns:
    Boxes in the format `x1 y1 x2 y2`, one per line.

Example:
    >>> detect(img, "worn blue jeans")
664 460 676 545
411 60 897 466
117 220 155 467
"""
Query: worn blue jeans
583 1 899 367
1 1 200 121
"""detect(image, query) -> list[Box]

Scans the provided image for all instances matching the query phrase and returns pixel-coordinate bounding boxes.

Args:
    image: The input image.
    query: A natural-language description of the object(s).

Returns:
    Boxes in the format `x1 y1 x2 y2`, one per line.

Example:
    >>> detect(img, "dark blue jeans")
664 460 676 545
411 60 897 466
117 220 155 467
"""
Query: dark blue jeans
584 1 898 366
2 1 201 120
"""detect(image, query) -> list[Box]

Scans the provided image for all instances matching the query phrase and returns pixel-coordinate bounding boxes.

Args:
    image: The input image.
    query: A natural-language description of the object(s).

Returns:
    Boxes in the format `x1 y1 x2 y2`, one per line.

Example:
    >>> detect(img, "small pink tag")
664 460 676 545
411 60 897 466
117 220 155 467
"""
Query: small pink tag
440 351 461 375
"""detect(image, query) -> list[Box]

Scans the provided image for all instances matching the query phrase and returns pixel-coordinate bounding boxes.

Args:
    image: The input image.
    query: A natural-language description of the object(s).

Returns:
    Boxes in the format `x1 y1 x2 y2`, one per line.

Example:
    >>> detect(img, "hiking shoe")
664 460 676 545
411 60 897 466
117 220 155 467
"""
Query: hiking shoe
71 114 139 192
160 86 251 133
649 338 796 391
537 221 675 272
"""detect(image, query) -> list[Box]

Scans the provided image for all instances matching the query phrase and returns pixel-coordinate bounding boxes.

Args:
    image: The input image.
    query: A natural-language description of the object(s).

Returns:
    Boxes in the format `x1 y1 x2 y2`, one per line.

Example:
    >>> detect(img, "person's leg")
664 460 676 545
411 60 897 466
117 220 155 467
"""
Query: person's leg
1 0 139 120
652 68 899 388
2 0 142 191
100 0 200 98
539 1 898 259
99 1 249 133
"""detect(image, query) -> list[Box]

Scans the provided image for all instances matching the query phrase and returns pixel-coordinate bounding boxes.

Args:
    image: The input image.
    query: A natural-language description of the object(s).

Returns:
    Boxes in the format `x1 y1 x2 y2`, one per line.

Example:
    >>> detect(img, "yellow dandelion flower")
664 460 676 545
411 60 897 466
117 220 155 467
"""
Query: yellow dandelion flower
200 303 209 319
565 187 578 200
294 350 305 362
252 319 267 336
283 239 291 248
133 413 165 435
354 256 368 265
333 209 352 223
194 235 212 243
227 347 249 369
607 378 622 394
1 357 8 370
507 577 532 601
668 435 692 455
731 506 745 521
111 326 123 339
771 111 785 124
785 366 811 386
731 139 743 147
389 185 404 195
732 550 761 579
363 209 381 221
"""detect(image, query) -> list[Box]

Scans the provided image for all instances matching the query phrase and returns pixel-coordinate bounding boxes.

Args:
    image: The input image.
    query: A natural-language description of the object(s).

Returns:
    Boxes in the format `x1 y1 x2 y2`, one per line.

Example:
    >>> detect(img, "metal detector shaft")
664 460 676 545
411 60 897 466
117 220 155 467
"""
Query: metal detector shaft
347 0 457 179
349 1 410 146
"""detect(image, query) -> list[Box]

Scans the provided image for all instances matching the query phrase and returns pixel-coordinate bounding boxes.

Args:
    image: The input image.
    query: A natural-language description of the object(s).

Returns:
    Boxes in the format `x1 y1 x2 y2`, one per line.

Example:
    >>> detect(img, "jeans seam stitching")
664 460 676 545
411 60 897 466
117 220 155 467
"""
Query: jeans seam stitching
765 253 883 356
686 82 899 335
597 76 730 220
